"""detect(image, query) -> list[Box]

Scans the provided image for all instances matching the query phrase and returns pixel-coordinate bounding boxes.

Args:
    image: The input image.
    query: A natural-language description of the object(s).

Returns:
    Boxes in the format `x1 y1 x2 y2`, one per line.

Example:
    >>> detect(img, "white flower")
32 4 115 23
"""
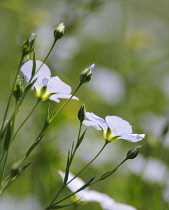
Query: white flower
58 171 137 210
83 112 145 143
21 60 78 102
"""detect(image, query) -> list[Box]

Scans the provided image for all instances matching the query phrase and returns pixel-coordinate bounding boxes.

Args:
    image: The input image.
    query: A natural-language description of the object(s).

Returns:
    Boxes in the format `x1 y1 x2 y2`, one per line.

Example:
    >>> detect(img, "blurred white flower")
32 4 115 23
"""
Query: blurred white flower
58 171 137 210
21 60 78 102
0 196 42 210
83 112 145 143
127 156 168 184
88 68 125 105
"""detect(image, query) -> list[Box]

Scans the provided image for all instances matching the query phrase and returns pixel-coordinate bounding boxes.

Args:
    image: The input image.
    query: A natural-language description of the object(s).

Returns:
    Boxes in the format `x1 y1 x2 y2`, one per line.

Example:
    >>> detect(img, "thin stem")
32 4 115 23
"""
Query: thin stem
90 158 128 186
67 141 108 186
36 39 57 73
0 54 24 136
51 83 82 122
47 141 108 208
12 100 40 141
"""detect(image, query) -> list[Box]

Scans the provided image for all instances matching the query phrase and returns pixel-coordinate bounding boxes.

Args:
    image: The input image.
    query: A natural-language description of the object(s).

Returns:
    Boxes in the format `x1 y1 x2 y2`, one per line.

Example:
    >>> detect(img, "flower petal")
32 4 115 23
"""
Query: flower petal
83 120 102 130
49 93 78 103
105 116 132 136
21 60 51 90
119 134 145 142
46 76 72 94
101 202 137 210
85 112 108 130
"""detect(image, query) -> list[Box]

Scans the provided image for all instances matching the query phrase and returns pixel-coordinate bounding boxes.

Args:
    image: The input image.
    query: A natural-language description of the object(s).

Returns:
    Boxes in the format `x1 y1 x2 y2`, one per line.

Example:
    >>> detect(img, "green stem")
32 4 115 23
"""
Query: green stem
36 39 57 73
66 141 108 186
0 54 24 137
51 83 82 122
48 141 108 208
70 122 82 163
0 101 18 187
48 123 83 206
90 158 128 186
12 100 40 141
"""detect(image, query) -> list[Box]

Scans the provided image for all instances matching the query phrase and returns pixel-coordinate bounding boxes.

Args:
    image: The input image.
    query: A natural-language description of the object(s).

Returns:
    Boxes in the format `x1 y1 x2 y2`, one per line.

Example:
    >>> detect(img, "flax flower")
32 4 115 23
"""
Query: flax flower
21 60 78 102
83 112 145 143
58 171 137 210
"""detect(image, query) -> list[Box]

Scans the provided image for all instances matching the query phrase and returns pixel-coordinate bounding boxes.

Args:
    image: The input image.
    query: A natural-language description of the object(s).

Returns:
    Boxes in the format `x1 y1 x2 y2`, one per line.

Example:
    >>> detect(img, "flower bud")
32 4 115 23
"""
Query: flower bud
126 146 141 159
78 105 86 122
79 64 95 84
13 76 22 99
54 23 65 40
22 33 37 56
10 162 20 177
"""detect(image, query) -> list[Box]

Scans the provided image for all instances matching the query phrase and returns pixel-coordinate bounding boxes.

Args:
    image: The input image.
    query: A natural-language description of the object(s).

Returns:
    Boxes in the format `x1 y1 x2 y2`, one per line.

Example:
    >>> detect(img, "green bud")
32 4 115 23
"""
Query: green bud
79 64 95 84
22 33 37 55
78 105 86 122
13 76 22 99
126 146 141 159
54 22 65 40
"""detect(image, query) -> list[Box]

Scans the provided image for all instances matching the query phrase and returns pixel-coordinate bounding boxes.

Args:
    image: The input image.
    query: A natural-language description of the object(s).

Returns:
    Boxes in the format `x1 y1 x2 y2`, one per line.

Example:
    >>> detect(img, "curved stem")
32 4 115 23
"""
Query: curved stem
90 158 128 186
66 141 108 186
12 100 40 141
0 54 24 137
51 83 82 122
36 39 57 73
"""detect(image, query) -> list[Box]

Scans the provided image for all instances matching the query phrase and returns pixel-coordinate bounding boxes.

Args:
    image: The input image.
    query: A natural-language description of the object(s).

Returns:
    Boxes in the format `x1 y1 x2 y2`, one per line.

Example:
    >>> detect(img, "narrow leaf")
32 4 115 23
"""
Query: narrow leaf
50 199 81 209
76 129 87 149
64 150 70 184
75 177 95 193
25 140 40 159
3 122 12 151
31 50 36 79
99 171 112 180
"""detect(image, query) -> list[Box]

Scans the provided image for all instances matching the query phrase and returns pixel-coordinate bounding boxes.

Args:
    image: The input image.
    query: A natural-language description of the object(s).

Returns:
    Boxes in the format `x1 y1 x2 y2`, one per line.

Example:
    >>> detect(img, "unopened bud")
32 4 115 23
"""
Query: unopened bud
54 23 65 40
13 76 22 99
22 33 37 55
78 105 86 122
126 146 141 159
79 64 95 84
10 162 20 177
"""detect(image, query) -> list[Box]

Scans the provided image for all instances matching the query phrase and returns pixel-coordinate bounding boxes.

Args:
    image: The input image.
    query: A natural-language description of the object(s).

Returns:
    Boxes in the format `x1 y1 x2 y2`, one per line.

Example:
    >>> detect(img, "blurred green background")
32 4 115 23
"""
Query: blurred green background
0 0 169 209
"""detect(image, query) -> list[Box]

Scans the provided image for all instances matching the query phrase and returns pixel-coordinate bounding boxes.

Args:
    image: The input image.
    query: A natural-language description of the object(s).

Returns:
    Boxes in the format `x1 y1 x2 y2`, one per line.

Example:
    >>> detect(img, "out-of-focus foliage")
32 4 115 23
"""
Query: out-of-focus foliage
0 0 169 209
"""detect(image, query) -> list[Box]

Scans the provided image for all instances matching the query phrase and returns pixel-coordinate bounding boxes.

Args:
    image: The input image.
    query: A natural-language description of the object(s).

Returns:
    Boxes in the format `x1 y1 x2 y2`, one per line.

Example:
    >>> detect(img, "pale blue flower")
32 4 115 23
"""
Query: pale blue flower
83 112 145 143
21 60 78 102
58 171 137 210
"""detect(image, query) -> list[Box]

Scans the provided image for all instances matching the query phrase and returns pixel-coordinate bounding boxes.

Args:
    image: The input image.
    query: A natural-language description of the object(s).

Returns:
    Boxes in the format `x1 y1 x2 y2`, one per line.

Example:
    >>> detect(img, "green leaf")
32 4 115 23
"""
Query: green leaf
99 171 112 180
76 129 87 149
75 176 95 193
25 140 40 159
31 50 36 79
64 150 70 184
3 122 12 151
49 199 80 209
